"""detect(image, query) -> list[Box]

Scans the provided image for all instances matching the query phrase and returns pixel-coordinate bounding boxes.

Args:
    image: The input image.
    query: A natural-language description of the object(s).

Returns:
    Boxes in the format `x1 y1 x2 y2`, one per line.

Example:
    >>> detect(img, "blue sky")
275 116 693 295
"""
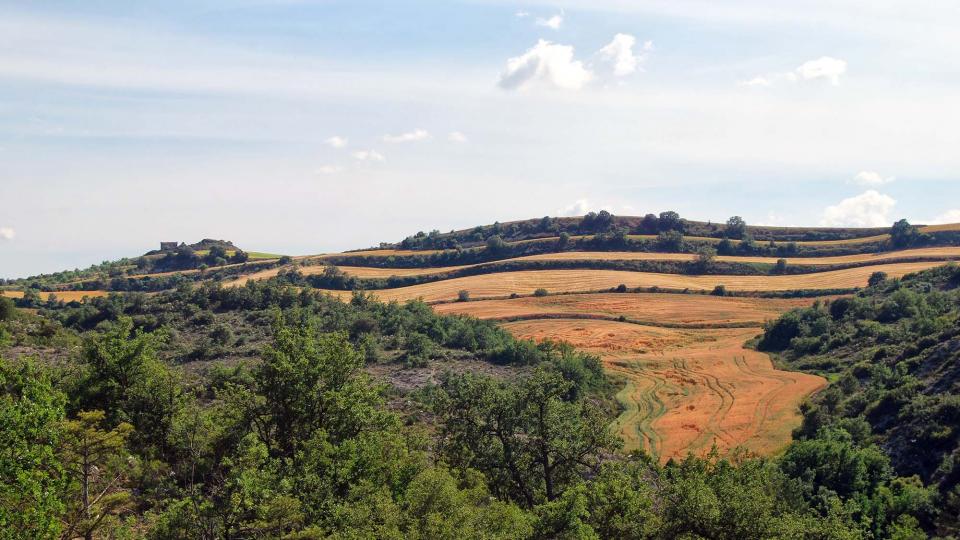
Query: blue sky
2 0 959 278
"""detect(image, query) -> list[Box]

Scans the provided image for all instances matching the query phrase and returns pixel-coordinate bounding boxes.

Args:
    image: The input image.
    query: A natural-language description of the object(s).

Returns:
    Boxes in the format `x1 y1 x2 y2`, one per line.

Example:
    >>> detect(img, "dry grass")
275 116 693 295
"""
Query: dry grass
0 290 110 301
502 320 826 460
921 223 960 233
332 247 960 279
318 262 946 303
435 293 827 325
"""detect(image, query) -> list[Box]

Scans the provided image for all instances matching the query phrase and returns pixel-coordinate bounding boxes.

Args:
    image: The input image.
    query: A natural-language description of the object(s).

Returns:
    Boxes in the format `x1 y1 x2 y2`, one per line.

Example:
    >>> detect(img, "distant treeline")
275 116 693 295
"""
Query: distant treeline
392 211 899 251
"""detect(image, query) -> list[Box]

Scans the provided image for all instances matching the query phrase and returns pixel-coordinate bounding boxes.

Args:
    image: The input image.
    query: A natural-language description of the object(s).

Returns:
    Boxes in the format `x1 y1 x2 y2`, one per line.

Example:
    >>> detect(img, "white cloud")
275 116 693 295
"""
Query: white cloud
739 76 772 87
595 34 650 77
851 170 895 186
0 227 15 241
557 199 592 216
351 150 385 162
514 11 530 18
821 190 896 227
447 131 468 143
382 129 430 143
930 209 960 224
792 56 847 85
498 39 592 91
742 56 847 88
535 12 564 30
316 165 343 175
324 136 348 149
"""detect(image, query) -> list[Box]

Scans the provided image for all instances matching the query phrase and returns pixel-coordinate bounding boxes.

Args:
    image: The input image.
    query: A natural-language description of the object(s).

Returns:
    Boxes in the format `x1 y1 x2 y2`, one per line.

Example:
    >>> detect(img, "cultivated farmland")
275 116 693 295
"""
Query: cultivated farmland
433 293 829 326
317 262 943 303
501 320 826 459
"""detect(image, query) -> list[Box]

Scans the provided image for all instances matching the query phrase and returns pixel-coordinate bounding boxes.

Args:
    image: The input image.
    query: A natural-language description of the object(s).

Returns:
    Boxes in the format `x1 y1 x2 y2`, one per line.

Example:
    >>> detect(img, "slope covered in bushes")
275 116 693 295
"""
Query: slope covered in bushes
760 263 960 514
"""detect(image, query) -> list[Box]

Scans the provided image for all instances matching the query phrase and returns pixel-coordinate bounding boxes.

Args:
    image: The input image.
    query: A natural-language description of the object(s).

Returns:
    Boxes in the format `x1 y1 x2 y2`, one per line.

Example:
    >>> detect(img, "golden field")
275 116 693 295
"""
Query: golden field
318 262 944 303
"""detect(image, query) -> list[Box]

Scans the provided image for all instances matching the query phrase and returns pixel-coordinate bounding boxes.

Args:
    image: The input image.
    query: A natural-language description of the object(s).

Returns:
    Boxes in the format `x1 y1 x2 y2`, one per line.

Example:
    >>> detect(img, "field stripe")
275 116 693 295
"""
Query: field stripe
314 262 947 303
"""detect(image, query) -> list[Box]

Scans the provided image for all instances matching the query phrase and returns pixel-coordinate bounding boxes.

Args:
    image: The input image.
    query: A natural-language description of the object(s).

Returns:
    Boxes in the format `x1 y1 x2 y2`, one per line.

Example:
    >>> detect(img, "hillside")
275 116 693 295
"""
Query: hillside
760 264 960 508
4 216 960 537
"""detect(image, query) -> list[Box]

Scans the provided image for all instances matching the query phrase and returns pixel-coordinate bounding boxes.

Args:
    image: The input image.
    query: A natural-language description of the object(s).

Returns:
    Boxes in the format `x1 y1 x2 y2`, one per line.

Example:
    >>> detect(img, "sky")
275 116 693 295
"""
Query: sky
2 0 960 278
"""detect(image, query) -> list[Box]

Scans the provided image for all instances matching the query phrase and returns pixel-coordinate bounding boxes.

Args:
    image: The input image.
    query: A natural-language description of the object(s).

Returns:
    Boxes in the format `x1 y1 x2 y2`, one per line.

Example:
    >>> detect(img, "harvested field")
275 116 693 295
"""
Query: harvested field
501 319 826 460
0 290 110 301
434 293 829 326
330 247 960 279
920 222 960 232
318 262 945 303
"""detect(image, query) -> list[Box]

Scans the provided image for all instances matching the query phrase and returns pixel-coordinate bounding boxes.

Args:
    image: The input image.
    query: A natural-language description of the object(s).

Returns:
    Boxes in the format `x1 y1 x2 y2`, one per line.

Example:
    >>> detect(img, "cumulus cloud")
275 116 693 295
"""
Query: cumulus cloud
741 56 847 87
535 12 563 30
851 170 895 186
324 136 348 149
382 129 430 143
352 150 385 162
557 199 592 217
498 35 649 92
739 76 772 87
821 190 896 227
930 209 960 224
0 227 15 241
498 40 592 91
447 131 468 143
595 34 651 77
316 165 343 175
792 56 847 85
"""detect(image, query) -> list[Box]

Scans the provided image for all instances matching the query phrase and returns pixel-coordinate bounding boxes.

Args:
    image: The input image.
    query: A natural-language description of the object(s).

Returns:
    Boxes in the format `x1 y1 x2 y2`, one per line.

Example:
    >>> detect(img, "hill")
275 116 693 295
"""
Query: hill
760 264 960 520
3 216 960 537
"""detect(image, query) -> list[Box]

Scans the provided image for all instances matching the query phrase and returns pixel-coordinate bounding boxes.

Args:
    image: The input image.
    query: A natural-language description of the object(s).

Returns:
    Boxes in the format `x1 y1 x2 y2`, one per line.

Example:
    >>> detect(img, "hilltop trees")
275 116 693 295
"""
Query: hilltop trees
658 211 683 232
890 219 921 248
725 216 747 239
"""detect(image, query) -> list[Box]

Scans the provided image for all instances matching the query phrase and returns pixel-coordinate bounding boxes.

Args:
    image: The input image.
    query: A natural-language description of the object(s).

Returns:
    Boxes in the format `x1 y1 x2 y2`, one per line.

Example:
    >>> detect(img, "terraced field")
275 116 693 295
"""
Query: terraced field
328 246 960 279
500 319 826 459
317 262 943 303
0 290 110 301
433 293 829 326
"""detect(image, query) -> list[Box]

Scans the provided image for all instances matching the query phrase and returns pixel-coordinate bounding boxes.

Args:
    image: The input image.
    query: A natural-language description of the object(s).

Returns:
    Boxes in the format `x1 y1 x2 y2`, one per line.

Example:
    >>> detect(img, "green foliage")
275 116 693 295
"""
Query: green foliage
725 215 747 239
761 265 960 534
0 295 16 322
0 359 66 539
59 410 137 540
433 368 619 507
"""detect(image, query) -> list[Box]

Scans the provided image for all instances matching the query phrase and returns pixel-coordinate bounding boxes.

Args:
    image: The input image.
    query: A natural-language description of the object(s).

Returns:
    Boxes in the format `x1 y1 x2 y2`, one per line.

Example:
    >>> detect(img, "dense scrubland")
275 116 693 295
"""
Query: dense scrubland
3 213 960 538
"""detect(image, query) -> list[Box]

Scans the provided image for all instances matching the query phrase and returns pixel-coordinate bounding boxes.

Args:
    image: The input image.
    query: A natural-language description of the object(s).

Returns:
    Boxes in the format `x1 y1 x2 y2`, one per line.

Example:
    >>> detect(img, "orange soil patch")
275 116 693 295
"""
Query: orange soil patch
317 262 945 303
502 319 826 461
0 290 109 301
434 293 826 325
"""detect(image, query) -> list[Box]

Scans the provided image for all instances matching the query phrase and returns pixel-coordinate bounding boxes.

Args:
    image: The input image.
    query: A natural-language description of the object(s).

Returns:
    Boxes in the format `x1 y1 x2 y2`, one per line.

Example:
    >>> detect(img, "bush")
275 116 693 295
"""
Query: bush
0 296 15 321
533 288 549 297
615 284 628 293
868 271 889 287
711 284 726 296
774 259 788 274
457 290 470 302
